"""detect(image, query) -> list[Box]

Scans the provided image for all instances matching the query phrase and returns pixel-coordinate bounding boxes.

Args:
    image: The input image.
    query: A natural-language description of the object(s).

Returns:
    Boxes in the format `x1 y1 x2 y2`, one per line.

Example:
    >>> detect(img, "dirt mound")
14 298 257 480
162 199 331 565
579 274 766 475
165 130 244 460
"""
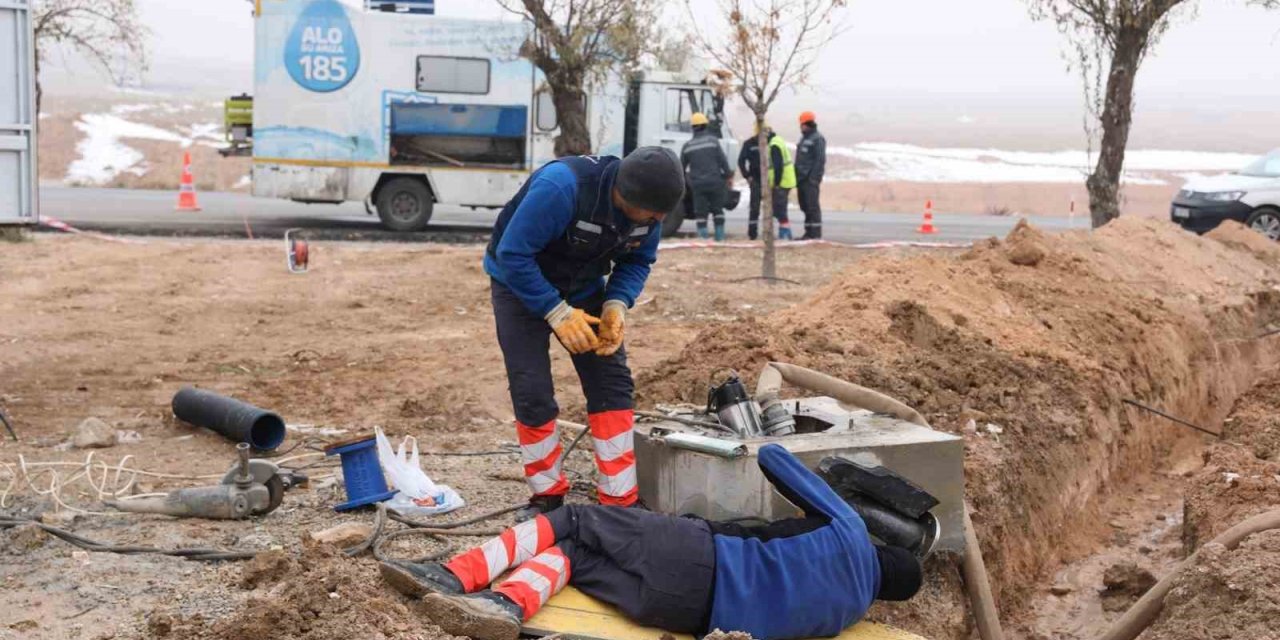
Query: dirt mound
639 217 1280 633
1144 363 1280 640
1183 365 1280 549
1144 530 1280 640
146 541 454 640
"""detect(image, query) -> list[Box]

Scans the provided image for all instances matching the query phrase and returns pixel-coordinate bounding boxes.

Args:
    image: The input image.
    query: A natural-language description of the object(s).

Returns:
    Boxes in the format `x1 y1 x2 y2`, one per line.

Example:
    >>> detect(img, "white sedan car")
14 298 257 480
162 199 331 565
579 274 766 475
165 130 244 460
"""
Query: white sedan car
1172 149 1280 239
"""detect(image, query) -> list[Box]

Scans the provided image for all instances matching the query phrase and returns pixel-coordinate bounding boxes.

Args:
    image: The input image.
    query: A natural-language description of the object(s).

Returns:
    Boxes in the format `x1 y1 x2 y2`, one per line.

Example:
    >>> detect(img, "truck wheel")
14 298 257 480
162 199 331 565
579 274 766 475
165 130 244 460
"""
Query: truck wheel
1246 208 1280 241
376 178 434 231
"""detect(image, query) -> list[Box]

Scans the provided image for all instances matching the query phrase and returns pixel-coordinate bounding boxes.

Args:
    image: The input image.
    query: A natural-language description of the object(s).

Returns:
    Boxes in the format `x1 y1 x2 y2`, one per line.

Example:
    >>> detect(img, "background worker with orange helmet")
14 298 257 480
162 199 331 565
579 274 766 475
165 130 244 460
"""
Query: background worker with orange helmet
795 111 828 240
680 112 734 241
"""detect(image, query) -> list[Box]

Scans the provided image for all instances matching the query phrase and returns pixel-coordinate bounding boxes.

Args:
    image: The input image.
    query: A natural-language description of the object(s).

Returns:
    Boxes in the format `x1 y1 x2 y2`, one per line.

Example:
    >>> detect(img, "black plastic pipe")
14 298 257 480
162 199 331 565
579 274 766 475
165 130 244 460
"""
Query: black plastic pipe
847 494 929 553
171 387 286 451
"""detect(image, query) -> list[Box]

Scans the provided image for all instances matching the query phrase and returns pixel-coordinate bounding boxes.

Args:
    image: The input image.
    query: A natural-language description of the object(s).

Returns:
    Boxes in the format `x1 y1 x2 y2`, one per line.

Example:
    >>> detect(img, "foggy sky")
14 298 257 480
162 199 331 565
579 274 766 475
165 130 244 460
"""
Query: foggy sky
69 0 1280 150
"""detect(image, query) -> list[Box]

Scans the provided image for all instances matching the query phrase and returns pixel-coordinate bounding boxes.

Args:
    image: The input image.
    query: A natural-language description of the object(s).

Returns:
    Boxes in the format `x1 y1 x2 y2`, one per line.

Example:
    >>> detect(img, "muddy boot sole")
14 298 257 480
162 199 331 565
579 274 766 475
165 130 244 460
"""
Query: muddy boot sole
380 562 443 598
417 593 521 640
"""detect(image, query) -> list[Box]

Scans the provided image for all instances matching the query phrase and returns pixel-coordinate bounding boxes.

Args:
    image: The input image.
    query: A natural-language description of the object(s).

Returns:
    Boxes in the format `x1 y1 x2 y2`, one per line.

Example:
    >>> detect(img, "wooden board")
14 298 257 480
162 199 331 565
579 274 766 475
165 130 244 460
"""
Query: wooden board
524 587 929 640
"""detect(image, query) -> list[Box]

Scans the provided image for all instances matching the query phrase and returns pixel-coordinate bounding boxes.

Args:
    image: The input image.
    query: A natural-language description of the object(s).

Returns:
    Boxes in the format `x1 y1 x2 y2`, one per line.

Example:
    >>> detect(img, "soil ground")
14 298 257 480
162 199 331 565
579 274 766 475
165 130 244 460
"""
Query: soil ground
4 218 1280 640
0 234 878 639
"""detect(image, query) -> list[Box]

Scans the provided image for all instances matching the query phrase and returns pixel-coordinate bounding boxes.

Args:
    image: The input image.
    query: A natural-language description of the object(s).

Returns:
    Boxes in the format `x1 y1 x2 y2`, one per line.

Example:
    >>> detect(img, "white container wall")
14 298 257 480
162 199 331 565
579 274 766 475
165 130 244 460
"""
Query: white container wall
1 0 38 223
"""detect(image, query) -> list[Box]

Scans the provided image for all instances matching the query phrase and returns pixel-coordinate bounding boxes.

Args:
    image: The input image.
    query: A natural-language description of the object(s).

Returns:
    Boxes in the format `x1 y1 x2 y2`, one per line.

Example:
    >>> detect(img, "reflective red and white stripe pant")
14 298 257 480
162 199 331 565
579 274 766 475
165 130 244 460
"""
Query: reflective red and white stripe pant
515 410 637 505
493 282 638 506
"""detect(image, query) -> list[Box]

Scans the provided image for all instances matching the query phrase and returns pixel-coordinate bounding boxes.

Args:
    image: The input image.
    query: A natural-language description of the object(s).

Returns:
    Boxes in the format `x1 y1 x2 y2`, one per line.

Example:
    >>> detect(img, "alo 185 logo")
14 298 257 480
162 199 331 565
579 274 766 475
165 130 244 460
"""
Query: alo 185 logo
285 0 361 92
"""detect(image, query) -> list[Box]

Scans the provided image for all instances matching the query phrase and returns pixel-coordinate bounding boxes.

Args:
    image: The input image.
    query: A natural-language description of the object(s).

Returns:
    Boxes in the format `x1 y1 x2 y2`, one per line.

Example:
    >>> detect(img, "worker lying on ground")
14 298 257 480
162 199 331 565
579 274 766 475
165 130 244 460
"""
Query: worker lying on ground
379 444 924 640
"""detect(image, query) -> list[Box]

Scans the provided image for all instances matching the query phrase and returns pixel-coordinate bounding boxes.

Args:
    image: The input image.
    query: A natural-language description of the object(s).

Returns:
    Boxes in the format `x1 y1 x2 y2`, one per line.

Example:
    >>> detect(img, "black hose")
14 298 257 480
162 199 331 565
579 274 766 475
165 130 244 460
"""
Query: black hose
0 517 259 561
0 408 15 441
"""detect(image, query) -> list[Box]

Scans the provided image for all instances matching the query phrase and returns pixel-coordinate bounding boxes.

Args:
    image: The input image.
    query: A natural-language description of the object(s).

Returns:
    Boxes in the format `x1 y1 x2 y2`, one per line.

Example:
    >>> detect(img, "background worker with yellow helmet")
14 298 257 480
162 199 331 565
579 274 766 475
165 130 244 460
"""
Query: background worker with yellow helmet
680 112 734 241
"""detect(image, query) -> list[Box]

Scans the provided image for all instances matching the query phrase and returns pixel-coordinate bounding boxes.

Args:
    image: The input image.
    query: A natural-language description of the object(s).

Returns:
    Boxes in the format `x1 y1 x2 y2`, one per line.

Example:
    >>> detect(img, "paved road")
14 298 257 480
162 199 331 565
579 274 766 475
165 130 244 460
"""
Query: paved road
36 186 1084 244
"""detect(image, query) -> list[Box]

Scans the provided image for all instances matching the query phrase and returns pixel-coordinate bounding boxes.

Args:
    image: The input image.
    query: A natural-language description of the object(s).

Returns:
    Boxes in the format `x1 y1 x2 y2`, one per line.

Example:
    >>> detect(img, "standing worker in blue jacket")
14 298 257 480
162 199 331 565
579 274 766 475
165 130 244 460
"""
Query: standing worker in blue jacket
482 148 685 522
681 112 734 241
795 111 827 240
379 444 924 640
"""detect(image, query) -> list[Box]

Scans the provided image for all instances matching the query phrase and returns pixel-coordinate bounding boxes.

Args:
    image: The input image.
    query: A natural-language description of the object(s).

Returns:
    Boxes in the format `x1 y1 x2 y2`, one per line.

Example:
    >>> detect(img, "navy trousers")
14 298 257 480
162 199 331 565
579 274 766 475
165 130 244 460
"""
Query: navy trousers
547 505 716 633
490 280 634 427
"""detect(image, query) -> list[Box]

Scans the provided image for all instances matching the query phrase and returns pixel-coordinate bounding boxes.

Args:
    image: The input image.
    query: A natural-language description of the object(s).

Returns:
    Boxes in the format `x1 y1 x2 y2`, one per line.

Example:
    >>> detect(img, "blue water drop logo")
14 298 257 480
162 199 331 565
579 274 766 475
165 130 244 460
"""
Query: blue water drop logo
285 0 361 93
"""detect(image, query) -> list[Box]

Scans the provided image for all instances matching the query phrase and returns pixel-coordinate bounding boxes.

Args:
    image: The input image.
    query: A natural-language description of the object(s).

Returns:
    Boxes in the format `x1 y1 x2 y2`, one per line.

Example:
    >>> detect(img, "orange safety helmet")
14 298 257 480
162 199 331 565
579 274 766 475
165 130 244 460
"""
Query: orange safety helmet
799 111 817 125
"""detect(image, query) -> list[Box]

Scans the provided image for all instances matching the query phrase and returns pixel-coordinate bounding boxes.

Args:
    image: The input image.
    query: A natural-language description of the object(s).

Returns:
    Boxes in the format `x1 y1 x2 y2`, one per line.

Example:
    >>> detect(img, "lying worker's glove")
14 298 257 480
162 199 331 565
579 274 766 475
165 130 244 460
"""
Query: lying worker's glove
595 300 627 357
546 302 600 354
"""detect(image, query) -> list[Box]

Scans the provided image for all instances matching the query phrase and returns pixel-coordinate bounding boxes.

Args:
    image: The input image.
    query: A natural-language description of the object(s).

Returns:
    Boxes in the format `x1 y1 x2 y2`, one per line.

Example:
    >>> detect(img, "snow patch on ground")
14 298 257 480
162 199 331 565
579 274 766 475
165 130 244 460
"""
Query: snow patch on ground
829 142 1258 185
66 113 190 185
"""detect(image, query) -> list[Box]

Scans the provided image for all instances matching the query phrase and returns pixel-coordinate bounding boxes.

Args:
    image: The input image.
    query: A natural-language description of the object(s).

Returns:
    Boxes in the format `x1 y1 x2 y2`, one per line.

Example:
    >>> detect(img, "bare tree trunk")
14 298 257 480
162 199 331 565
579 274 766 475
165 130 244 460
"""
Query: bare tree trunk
1087 30 1143 228
757 118 776 279
549 76 591 157
33 43 42 115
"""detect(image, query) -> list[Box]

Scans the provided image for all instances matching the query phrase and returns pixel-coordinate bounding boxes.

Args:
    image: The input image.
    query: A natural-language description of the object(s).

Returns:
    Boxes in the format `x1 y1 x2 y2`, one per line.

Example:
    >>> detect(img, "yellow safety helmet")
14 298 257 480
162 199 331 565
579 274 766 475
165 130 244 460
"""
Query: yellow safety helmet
691 112 710 127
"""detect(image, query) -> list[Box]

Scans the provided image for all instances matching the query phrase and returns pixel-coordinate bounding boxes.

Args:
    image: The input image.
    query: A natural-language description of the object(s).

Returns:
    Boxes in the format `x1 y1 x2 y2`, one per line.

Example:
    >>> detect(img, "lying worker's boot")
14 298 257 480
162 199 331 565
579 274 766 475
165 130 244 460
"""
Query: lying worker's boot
514 494 564 523
696 223 710 239
714 223 726 242
380 560 464 598
418 591 523 640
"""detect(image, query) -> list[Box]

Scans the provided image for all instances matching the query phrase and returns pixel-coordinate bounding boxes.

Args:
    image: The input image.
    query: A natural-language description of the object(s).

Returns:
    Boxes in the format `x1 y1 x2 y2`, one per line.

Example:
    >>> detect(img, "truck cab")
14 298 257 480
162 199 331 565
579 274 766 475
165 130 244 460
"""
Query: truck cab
625 71 738 236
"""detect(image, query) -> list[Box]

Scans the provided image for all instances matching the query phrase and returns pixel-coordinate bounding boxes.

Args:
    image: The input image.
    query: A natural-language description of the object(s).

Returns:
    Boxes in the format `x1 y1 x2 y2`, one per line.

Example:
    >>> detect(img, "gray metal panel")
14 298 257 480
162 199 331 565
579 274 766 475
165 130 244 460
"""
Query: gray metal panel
0 0 37 223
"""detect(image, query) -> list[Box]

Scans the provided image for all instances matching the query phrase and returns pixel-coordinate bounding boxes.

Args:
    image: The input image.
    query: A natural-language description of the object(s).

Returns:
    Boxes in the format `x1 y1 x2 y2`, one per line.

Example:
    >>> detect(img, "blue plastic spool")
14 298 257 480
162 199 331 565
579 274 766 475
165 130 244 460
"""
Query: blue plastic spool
325 436 397 512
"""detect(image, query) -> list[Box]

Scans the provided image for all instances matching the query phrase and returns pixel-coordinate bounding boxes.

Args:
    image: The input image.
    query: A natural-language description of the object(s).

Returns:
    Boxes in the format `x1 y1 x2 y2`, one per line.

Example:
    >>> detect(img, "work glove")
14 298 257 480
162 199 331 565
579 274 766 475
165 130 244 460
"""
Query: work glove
595 300 627 357
546 301 600 354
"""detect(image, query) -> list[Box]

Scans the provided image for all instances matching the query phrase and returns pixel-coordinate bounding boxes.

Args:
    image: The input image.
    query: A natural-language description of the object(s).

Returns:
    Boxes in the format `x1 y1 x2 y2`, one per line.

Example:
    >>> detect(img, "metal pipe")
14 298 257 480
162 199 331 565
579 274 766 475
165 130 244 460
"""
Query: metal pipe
658 432 748 458
171 387 286 451
754 362 928 427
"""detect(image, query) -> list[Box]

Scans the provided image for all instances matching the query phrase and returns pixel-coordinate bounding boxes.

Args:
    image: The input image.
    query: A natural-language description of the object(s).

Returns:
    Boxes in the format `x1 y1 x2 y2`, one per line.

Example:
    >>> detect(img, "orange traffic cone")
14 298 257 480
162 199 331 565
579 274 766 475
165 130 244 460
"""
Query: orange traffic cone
917 199 937 234
176 152 201 211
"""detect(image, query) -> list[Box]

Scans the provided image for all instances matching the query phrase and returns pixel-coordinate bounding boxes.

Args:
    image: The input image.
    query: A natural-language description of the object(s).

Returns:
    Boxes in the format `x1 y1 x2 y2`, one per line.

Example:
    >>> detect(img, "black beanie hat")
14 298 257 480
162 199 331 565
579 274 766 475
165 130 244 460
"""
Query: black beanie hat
616 146 685 214
875 545 923 601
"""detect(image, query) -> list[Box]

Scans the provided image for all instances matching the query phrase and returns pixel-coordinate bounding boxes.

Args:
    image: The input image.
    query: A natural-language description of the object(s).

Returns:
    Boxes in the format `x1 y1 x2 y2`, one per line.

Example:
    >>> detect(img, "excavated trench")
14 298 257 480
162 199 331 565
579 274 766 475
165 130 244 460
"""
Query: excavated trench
638 218 1280 640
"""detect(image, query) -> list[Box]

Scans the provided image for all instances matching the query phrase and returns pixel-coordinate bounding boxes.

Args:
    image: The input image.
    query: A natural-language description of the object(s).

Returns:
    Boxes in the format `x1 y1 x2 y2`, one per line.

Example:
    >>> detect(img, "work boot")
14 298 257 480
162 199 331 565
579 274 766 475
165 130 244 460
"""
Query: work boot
380 560 465 598
696 223 710 239
714 222 726 242
514 494 564 523
418 591 523 640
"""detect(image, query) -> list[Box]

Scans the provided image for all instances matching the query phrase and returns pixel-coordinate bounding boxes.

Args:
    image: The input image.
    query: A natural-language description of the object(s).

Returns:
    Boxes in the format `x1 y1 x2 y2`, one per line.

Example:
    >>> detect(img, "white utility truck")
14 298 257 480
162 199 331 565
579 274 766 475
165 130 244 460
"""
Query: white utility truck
245 0 736 235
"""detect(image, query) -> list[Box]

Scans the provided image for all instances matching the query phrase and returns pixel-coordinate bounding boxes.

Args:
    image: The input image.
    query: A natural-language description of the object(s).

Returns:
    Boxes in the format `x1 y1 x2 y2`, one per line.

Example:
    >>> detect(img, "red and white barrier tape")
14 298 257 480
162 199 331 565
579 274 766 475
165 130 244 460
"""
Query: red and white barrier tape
39 216 144 244
659 238 971 251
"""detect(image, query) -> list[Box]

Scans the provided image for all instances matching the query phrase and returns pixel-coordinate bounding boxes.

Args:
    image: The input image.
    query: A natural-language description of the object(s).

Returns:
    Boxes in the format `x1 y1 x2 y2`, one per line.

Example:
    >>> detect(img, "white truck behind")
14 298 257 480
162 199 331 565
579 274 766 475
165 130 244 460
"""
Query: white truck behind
246 0 736 236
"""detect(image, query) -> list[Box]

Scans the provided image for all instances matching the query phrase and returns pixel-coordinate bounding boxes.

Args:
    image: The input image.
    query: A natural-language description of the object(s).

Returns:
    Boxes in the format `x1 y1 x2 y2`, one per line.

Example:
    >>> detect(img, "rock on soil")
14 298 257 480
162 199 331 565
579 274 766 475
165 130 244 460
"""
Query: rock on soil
308 522 375 548
71 416 117 448
1099 562 1157 612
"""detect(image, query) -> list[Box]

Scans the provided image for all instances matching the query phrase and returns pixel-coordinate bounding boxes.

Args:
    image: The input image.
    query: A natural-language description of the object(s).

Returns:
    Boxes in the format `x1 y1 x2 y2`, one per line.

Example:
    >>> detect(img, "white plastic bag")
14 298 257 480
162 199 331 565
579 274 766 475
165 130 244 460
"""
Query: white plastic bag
375 427 465 516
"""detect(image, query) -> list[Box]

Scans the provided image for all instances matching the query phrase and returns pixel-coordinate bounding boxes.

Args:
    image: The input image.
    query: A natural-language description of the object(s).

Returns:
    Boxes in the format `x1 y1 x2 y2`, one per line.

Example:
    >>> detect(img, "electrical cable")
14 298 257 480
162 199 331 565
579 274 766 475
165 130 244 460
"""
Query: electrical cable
0 517 260 562
0 407 16 441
